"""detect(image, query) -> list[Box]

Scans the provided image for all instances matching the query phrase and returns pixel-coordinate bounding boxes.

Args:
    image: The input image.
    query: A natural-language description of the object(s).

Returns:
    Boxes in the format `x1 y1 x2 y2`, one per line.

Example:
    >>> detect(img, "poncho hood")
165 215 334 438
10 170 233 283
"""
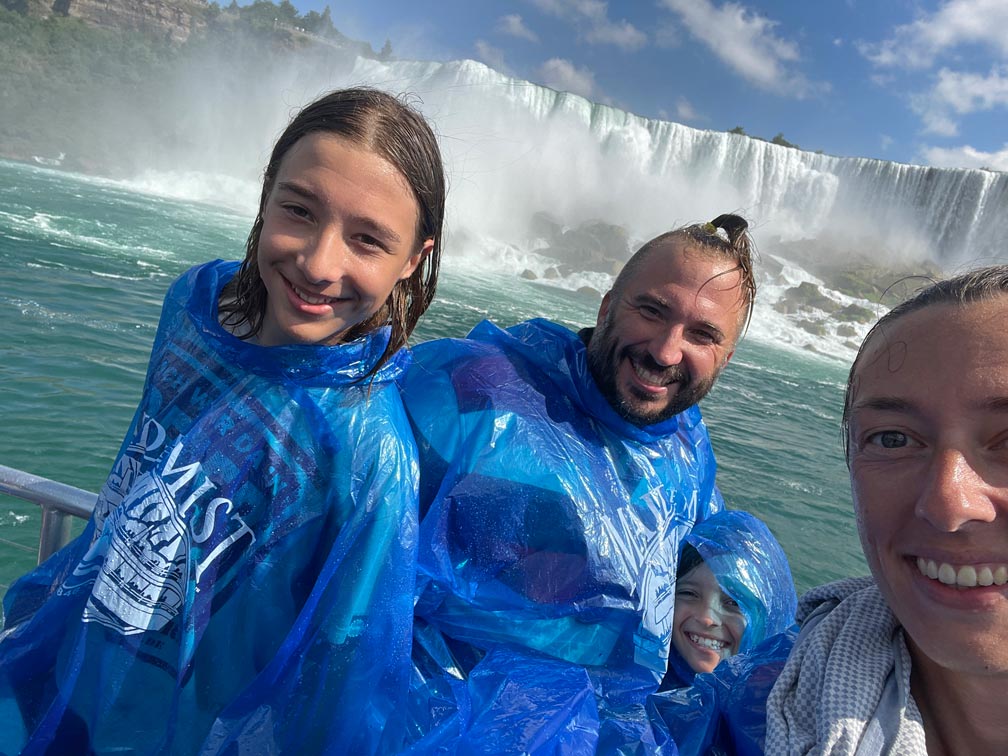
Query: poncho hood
684 509 797 656
663 510 796 689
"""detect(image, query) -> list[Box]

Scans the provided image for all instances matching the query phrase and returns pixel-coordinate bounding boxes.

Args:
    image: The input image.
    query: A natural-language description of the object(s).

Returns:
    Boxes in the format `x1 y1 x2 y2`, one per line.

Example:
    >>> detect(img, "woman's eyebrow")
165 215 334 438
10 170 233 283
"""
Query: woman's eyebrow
854 396 1008 413
854 396 909 410
982 397 1008 413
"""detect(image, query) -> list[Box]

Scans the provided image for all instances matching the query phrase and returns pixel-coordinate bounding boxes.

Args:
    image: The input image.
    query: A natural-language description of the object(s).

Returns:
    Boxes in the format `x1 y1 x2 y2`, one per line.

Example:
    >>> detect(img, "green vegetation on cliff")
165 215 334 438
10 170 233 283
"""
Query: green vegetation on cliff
1 8 173 168
728 125 802 151
0 2 386 174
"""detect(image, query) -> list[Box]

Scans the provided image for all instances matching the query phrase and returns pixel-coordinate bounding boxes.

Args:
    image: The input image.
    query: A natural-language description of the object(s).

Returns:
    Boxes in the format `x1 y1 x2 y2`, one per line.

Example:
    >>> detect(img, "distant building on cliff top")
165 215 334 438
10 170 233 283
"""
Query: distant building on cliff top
13 0 208 44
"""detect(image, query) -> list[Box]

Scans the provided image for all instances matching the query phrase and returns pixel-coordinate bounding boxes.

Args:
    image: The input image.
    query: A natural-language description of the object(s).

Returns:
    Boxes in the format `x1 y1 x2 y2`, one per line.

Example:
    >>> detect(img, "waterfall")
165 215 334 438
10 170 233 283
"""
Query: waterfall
118 51 1003 360
348 56 1006 267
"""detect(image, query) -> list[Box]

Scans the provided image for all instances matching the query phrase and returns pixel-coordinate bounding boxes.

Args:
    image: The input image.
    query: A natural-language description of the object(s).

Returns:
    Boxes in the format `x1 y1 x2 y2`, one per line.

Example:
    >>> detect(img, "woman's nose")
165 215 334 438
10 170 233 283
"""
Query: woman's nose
915 448 997 531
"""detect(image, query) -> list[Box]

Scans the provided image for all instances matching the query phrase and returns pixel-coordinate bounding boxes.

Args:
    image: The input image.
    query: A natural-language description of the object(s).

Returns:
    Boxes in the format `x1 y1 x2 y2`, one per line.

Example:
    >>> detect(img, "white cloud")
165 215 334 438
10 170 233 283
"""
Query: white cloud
858 0 1008 69
912 66 1008 136
475 40 507 73
880 134 893 151
528 0 647 51
858 3 1008 138
658 0 823 98
920 142 1008 171
931 66 1008 114
537 57 598 99
674 96 702 122
497 14 539 43
918 108 960 138
584 17 646 48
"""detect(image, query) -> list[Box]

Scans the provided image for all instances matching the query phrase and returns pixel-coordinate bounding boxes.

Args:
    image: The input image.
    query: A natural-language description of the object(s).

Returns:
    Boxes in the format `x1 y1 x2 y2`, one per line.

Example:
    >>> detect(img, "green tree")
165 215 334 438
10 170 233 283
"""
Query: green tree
771 132 799 149
301 9 321 32
276 0 298 24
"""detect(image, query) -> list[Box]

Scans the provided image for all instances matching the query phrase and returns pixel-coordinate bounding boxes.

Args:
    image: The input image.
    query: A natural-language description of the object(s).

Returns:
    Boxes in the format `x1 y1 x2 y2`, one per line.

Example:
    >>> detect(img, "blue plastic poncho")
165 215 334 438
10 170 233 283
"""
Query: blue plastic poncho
0 260 418 755
399 318 724 751
650 510 798 755
649 631 796 756
662 509 797 689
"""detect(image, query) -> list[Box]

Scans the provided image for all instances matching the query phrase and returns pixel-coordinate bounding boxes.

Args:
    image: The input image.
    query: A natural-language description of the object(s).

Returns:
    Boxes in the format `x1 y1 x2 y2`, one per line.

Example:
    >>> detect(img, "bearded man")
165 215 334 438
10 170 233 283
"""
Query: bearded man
401 214 756 752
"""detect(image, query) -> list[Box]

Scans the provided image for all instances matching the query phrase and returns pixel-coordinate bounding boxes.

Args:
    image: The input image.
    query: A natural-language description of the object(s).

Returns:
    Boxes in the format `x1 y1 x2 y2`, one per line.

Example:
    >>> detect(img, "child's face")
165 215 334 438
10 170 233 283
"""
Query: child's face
671 561 747 674
256 132 432 347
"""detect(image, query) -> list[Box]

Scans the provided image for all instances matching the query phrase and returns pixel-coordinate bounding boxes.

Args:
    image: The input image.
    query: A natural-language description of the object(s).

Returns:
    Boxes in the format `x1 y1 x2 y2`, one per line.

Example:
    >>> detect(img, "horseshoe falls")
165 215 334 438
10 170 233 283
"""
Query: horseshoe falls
2 52 1006 599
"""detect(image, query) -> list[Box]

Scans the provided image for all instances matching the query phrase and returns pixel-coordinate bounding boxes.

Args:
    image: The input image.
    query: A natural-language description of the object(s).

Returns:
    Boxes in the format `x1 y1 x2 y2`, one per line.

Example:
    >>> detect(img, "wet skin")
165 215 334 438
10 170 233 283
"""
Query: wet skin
848 299 1008 750
587 243 744 426
671 561 746 674
256 132 432 347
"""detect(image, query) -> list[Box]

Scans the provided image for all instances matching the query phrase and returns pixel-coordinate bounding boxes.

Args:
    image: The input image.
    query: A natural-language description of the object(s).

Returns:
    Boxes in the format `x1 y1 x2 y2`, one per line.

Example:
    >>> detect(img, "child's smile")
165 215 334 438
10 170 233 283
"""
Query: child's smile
672 561 747 673
256 132 430 347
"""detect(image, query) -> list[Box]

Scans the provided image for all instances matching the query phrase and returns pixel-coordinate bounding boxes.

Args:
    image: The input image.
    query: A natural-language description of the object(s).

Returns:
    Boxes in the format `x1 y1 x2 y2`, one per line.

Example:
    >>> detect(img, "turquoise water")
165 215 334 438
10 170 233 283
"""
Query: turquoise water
0 159 864 594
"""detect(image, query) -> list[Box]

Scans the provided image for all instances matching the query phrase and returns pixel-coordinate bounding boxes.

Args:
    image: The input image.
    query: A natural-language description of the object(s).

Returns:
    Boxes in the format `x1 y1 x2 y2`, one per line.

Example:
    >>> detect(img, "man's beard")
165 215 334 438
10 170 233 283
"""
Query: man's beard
586 326 719 426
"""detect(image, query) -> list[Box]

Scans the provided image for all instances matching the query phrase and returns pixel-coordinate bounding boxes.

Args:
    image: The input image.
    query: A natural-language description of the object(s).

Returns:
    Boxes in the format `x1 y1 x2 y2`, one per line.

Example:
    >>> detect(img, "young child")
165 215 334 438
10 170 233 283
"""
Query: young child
661 509 797 689
0 88 445 754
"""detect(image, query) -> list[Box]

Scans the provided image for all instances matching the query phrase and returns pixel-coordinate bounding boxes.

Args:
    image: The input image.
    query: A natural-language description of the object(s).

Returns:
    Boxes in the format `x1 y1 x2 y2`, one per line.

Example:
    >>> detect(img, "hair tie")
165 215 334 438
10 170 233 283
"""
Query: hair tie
704 220 731 242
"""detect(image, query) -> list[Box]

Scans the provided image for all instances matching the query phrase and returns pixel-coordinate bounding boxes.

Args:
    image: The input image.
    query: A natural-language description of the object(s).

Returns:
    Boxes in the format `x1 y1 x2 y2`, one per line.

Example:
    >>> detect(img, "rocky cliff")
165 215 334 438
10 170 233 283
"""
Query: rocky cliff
21 0 207 43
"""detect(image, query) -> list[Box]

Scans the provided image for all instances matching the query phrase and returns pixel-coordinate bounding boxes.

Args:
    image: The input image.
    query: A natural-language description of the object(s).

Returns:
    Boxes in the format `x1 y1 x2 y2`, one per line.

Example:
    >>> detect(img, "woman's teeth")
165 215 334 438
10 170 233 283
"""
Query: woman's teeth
916 558 1008 587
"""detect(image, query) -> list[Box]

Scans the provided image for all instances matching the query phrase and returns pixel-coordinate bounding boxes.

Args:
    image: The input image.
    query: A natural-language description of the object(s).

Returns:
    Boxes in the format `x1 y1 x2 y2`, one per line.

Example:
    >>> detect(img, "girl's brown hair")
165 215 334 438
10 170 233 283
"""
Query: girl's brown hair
220 87 446 377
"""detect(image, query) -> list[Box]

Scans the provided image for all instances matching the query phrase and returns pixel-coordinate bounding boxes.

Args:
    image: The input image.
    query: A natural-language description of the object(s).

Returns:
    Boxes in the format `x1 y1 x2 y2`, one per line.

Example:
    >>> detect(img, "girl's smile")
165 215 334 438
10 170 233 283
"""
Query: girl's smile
256 132 431 347
284 276 350 308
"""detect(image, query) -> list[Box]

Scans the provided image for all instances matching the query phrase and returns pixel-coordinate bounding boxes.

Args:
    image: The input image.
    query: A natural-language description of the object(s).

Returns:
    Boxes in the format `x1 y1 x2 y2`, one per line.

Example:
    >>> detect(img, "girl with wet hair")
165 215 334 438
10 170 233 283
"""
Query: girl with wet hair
0 87 445 755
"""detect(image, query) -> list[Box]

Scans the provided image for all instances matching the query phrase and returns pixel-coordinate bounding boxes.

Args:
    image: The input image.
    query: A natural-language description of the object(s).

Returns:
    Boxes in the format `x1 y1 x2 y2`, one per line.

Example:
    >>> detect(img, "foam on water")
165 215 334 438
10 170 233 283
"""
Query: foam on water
0 159 867 592
120 169 259 216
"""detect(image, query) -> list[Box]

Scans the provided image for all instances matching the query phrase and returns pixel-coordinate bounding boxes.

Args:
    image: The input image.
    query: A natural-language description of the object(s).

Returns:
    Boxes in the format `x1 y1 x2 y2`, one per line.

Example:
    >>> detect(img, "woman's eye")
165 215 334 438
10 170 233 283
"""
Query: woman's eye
282 204 310 220
722 595 742 612
676 588 699 599
866 430 909 449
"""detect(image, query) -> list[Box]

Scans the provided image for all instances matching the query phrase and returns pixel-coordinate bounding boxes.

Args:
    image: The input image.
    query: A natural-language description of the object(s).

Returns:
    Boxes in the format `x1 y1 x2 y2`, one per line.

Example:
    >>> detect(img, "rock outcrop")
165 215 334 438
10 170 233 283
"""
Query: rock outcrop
527 213 632 277
23 0 207 43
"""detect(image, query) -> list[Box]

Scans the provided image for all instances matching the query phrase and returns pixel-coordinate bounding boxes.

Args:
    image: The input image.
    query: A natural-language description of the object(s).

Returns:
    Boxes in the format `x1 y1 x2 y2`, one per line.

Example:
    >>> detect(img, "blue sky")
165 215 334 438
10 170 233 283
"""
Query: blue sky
286 0 1008 171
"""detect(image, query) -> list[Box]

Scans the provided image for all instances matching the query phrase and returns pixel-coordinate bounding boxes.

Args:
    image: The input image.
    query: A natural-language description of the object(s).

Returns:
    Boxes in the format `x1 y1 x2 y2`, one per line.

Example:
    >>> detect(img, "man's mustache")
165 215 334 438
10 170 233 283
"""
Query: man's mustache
624 348 690 386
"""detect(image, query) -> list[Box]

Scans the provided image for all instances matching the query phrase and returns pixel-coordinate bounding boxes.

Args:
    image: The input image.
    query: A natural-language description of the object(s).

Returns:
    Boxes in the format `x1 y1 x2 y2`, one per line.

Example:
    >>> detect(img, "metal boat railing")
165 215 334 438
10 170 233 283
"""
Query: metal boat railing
0 464 97 564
